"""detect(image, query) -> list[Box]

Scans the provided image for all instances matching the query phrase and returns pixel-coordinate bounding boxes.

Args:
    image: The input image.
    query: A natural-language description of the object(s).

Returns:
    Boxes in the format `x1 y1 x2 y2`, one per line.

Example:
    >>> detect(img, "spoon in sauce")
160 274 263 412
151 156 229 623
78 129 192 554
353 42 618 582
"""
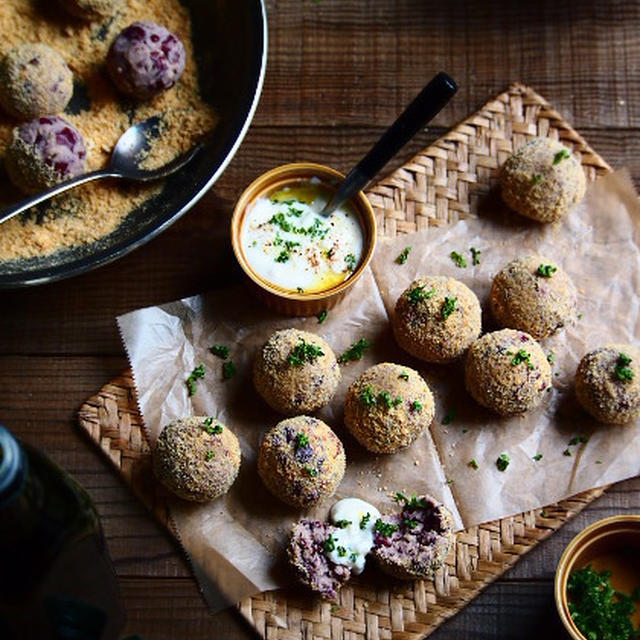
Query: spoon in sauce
0 116 202 226
319 72 458 217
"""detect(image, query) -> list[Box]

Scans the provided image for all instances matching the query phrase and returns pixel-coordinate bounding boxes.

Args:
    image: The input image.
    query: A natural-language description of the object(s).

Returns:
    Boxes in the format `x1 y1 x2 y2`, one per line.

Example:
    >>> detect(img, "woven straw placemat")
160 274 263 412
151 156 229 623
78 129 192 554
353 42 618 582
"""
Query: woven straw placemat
79 84 612 639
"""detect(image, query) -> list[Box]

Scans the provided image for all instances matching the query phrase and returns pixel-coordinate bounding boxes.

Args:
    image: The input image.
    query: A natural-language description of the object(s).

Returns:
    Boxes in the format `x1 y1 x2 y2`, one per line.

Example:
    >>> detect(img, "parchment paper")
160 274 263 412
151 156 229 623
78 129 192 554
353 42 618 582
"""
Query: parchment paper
117 169 640 610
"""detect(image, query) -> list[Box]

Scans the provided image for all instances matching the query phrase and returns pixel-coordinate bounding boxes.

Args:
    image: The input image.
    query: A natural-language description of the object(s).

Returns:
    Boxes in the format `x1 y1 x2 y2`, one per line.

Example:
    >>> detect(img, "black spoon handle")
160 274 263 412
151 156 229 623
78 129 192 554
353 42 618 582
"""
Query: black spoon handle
323 72 457 214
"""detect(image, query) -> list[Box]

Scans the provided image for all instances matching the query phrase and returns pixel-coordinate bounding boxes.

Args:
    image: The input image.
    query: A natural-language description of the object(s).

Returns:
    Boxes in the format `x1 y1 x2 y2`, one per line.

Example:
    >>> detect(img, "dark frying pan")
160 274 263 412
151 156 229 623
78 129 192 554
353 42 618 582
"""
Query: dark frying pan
0 0 267 288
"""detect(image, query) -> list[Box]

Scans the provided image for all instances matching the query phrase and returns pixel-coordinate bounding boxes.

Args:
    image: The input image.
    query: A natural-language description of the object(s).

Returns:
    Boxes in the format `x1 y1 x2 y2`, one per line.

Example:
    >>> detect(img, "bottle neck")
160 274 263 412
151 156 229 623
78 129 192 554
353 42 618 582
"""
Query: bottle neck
0 424 27 510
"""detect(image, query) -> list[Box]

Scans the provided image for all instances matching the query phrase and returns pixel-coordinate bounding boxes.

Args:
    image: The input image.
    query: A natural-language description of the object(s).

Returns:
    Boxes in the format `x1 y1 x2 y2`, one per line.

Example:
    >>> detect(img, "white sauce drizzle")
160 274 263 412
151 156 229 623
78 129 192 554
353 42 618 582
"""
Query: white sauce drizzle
240 182 364 294
327 498 381 575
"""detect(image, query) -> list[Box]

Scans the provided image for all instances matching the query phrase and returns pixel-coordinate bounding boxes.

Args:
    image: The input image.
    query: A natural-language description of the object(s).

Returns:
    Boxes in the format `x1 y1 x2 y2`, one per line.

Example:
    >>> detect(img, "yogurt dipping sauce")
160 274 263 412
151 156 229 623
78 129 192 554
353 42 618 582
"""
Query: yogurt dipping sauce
326 497 381 575
240 180 364 294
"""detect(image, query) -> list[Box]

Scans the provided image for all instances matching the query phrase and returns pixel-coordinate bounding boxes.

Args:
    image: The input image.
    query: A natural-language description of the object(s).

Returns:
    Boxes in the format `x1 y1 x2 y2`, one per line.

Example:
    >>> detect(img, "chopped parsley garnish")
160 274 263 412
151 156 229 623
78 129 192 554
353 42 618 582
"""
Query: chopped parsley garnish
468 458 479 470
470 246 481 265
450 251 467 268
399 371 409 381
496 453 510 472
275 250 290 263
403 518 418 529
406 284 435 306
338 338 369 363
615 352 634 382
567 565 639 640
287 339 324 367
316 309 327 324
568 435 590 446
268 213 327 238
537 263 558 278
304 465 317 477
202 419 223 435
335 519 352 528
222 361 235 380
186 364 205 396
337 546 347 557
359 385 376 406
209 344 229 359
395 493 429 511
344 253 357 272
349 552 358 562
373 519 399 537
563 448 572 457
547 352 555 365
323 535 336 553
377 390 393 408
295 432 309 449
532 453 543 461
553 148 570 165
596 460 603 464
441 296 457 320
510 349 534 370
441 408 455 425
396 246 411 265
410 400 423 412
331 604 339 613
205 450 215 462
531 173 543 186
359 513 371 530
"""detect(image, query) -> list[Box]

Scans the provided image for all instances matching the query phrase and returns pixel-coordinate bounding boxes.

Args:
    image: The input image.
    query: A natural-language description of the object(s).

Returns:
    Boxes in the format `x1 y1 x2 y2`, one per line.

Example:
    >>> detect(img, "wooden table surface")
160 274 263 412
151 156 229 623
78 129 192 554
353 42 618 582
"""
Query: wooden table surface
2 1 639 638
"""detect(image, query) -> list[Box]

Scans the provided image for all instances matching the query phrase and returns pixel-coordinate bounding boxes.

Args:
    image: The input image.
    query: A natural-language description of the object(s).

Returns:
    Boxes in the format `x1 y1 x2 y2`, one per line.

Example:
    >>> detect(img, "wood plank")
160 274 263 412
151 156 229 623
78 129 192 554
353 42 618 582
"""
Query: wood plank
257 0 640 129
0 125 638 356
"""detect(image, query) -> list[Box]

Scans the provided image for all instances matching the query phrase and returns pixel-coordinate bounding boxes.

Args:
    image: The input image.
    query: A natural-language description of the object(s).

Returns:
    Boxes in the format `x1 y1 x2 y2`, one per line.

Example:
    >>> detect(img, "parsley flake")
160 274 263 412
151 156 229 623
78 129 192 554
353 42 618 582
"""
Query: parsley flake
410 400 423 412
205 450 214 462
537 263 558 278
344 253 357 272
406 284 435 306
496 453 510 472
531 173 543 186
532 453 543 462
222 361 235 380
359 385 376 406
553 148 570 165
399 371 409 381
396 246 412 265
468 458 479 470
338 338 369 363
186 364 205 396
359 513 371 530
287 339 324 367
316 310 327 324
295 433 309 449
511 349 534 370
335 519 351 528
615 352 635 382
441 296 457 320
373 519 399 537
470 246 481 265
323 535 336 553
304 465 317 477
450 251 467 268
209 344 229 359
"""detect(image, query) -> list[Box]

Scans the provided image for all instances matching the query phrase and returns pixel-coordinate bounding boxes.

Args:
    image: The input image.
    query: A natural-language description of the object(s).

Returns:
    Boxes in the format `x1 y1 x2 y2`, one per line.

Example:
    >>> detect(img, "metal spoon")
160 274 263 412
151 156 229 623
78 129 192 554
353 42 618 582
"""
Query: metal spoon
0 116 202 225
319 72 458 216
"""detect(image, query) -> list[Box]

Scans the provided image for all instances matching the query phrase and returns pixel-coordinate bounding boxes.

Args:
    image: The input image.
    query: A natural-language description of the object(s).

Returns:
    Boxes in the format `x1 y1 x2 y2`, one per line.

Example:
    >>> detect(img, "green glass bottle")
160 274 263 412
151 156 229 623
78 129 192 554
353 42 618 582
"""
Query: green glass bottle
0 425 126 639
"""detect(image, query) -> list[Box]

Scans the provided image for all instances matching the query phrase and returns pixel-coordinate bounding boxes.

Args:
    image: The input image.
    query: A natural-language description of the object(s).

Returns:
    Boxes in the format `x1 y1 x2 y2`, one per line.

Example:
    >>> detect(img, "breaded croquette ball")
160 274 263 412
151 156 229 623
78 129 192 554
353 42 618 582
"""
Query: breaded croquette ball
253 328 340 415
499 137 586 223
344 363 435 453
490 255 577 339
393 276 482 362
464 329 552 415
257 416 345 508
575 345 640 424
152 416 241 502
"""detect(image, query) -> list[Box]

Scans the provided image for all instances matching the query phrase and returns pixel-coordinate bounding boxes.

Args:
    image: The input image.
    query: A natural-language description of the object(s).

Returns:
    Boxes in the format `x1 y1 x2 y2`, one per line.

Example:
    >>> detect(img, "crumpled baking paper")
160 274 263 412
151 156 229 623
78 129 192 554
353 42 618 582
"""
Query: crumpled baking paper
117 169 640 610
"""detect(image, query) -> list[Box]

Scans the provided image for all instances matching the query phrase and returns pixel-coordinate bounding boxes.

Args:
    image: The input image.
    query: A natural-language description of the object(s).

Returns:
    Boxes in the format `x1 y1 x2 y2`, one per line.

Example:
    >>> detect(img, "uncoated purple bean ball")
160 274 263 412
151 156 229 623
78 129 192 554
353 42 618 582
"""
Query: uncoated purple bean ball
5 116 87 194
0 44 73 119
106 21 186 100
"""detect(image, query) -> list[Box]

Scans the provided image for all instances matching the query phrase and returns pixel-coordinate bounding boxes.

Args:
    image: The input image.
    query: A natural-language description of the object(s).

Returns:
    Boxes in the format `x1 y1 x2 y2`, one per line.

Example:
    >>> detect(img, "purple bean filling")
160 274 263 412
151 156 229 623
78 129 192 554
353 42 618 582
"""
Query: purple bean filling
288 519 351 599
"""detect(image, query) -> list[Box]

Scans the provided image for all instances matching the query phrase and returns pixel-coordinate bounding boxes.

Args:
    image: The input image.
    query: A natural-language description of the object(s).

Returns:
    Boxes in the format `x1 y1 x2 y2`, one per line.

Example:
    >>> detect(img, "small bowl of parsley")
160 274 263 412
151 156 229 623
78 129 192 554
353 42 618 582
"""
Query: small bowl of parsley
555 515 640 640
